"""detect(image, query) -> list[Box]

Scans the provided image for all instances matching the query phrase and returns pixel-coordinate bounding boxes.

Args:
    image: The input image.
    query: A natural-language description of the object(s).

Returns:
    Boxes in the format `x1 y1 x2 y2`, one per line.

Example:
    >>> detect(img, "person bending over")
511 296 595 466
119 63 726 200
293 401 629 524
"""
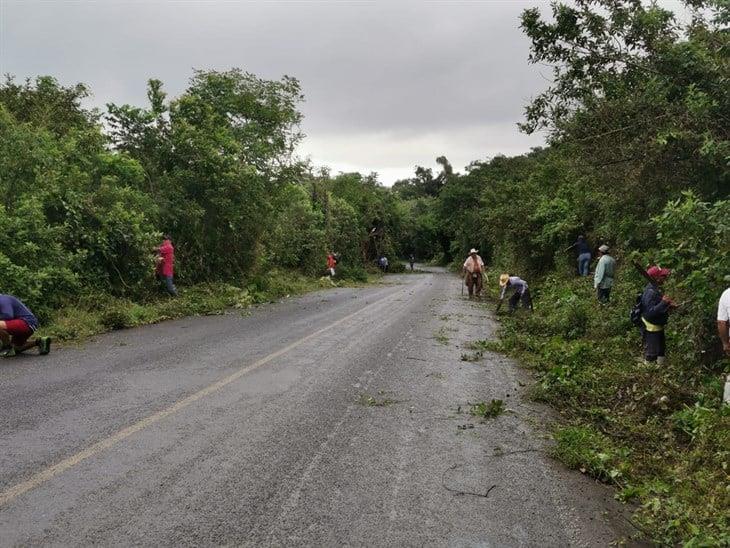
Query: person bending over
499 274 532 312
0 294 51 357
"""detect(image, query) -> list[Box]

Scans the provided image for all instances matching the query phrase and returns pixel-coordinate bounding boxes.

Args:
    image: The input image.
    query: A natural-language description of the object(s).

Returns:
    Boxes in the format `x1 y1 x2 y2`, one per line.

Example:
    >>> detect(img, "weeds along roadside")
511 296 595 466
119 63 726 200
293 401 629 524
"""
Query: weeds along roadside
481 275 729 546
36 266 379 344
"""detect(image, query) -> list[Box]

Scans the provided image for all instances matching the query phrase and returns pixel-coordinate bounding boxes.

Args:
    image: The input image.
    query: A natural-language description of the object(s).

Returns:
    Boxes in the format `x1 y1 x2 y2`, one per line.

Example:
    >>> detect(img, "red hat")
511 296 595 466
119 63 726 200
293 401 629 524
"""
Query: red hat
646 265 671 281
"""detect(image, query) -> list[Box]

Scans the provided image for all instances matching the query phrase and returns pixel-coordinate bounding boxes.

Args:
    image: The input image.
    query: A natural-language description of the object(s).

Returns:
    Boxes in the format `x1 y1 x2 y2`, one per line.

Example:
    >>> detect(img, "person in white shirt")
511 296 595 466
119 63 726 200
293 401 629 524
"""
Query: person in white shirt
718 286 730 356
462 249 485 298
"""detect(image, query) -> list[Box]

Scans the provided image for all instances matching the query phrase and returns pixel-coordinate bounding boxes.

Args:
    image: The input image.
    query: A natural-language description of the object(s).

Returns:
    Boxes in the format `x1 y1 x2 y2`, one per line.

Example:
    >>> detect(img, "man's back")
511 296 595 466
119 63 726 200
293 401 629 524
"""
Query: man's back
0 295 39 330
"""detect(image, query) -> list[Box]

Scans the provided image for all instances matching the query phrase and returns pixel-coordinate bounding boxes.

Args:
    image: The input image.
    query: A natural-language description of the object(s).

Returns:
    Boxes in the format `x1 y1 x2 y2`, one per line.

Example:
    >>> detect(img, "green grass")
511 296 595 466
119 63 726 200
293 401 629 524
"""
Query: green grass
37 269 364 344
357 392 399 407
491 274 730 546
460 350 484 362
433 327 450 345
469 399 505 419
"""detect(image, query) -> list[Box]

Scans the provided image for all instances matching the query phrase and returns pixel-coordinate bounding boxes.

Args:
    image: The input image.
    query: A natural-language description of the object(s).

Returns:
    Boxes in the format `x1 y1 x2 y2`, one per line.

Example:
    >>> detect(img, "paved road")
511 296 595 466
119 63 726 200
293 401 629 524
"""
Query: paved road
0 269 640 547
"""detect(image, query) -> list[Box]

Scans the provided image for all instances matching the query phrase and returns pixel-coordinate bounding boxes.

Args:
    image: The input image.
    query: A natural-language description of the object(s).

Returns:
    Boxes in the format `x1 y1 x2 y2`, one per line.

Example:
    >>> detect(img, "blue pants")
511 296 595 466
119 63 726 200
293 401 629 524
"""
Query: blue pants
160 275 177 297
577 253 591 276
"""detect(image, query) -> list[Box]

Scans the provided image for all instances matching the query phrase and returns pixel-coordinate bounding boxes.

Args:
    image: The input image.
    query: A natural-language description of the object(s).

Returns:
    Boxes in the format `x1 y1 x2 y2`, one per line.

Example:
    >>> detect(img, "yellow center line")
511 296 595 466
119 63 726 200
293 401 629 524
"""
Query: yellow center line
0 287 403 507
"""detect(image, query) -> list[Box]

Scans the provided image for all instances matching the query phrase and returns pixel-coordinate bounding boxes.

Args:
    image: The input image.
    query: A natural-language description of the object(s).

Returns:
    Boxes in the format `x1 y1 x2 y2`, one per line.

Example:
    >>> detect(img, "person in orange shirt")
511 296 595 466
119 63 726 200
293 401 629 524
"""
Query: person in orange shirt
462 248 485 298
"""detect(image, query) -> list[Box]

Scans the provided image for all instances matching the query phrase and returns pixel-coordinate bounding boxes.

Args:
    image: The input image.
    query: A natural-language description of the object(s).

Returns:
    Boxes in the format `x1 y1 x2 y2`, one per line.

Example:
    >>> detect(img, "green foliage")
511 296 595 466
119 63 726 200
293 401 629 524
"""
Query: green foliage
553 426 631 484
469 399 505 419
263 184 326 275
495 275 729 545
335 264 369 282
652 193 730 364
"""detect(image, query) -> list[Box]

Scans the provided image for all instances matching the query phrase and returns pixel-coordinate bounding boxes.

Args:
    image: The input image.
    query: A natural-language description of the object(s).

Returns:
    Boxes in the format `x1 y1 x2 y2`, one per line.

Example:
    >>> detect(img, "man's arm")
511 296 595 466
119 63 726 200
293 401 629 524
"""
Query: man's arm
718 320 729 354
594 258 604 289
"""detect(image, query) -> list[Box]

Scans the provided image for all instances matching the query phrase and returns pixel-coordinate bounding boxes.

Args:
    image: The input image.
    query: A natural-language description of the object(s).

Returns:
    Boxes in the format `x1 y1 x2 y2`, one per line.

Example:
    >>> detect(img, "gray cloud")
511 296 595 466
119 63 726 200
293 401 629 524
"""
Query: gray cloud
1 0 554 182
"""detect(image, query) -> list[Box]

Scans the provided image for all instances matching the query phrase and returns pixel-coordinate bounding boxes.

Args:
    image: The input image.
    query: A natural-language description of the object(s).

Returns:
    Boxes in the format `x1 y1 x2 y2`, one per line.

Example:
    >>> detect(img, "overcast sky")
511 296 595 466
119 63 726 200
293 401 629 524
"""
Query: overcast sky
0 0 681 184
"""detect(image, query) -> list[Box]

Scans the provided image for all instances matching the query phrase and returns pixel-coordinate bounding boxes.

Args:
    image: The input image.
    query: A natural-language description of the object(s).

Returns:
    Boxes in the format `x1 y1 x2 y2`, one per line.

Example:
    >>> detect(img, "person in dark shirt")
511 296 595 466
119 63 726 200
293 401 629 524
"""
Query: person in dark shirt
640 266 676 364
574 235 591 276
0 294 51 357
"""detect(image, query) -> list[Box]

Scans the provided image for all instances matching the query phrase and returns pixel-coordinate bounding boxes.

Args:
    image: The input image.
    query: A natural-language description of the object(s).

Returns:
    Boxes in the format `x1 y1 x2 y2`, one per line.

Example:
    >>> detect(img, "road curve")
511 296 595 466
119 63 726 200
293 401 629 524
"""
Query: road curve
0 269 640 546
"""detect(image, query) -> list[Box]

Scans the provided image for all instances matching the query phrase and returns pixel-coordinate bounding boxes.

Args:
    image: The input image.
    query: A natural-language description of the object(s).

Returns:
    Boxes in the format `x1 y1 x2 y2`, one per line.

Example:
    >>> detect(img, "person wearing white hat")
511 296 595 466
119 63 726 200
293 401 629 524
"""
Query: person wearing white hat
498 273 532 312
462 248 485 298
594 244 616 303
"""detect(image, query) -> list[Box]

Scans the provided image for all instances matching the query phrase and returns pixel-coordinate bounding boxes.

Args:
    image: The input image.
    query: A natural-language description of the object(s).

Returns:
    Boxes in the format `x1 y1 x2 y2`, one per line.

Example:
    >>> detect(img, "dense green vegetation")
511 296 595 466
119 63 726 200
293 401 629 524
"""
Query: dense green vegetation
1 0 727 543
0 70 407 330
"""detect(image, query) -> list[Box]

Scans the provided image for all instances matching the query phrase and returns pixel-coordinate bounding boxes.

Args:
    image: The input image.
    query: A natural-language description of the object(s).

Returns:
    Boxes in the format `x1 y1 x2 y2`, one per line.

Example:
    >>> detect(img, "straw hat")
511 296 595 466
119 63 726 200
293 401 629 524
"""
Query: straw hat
469 248 478 254
499 273 510 287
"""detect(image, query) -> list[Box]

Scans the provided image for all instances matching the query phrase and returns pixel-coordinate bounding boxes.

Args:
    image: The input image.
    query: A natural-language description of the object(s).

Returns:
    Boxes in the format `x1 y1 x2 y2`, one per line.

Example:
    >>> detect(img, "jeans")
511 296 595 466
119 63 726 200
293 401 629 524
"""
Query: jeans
508 289 533 311
577 253 591 276
161 275 177 297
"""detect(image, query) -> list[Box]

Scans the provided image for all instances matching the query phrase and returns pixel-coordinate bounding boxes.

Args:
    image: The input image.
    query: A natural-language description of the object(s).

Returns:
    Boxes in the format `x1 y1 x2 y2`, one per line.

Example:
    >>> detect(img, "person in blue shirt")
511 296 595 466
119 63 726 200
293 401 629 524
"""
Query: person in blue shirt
0 294 51 357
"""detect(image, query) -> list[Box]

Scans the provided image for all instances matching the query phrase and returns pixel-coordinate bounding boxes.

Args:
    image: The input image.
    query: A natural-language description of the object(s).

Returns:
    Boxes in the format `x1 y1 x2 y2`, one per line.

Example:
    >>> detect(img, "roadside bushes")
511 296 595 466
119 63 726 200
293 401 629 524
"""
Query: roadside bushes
495 269 729 545
0 96 159 320
652 193 730 364
1 75 413 322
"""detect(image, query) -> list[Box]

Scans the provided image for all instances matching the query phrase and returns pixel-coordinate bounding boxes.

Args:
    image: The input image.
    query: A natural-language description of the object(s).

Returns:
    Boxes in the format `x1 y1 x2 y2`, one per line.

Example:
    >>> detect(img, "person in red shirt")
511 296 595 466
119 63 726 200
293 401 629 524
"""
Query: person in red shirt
326 252 337 277
156 235 178 296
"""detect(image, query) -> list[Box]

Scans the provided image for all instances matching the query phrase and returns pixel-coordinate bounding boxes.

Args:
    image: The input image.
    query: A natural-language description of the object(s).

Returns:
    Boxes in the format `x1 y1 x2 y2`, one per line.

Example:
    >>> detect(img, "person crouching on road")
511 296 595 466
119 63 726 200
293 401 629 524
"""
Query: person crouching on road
156 234 177 297
0 294 51 357
594 244 616 303
499 274 532 312
640 266 676 365
327 252 337 277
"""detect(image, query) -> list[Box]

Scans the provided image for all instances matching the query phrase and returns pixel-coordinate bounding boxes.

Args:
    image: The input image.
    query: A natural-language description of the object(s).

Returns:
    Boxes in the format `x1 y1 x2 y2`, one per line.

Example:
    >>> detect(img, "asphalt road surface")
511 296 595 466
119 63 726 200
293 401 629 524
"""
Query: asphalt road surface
0 268 641 547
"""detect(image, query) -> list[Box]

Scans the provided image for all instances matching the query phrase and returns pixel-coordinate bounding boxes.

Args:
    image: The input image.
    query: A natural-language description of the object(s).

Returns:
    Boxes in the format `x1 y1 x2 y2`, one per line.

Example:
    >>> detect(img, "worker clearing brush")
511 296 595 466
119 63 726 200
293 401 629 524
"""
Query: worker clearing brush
638 265 677 365
498 274 533 312
462 248 485 299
